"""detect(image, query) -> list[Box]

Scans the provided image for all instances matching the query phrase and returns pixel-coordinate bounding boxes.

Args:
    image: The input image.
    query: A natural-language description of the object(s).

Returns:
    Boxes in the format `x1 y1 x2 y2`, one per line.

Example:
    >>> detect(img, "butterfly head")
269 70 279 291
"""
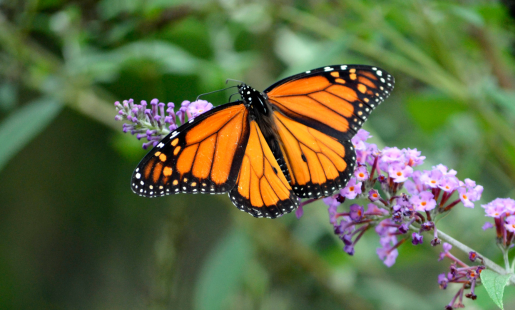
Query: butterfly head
238 83 269 115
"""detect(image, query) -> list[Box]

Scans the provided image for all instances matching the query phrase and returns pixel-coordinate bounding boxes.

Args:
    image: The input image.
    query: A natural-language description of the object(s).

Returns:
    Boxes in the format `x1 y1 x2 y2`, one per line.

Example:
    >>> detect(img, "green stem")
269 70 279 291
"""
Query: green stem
496 242 511 271
437 229 515 285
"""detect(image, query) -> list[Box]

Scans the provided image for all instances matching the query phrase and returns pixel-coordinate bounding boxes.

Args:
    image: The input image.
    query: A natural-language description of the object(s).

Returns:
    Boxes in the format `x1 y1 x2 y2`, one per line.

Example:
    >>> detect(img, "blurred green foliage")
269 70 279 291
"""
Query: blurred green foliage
1 0 515 309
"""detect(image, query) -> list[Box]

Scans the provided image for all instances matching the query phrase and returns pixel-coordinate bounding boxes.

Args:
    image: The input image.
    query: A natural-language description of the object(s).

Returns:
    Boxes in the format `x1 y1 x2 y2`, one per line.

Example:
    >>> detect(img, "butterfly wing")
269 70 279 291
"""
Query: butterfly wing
229 120 299 218
131 101 250 196
265 65 394 141
272 111 356 198
265 65 394 198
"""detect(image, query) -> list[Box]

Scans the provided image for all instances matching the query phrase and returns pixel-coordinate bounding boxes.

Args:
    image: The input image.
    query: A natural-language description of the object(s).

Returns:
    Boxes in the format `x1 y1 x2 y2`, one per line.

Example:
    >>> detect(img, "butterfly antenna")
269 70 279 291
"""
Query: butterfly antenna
196 85 237 101
227 92 240 103
226 78 245 85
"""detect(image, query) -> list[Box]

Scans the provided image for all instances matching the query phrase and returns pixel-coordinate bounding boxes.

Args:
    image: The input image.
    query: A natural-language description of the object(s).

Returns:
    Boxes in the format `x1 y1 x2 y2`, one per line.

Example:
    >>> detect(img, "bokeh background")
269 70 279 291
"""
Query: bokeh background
1 0 515 309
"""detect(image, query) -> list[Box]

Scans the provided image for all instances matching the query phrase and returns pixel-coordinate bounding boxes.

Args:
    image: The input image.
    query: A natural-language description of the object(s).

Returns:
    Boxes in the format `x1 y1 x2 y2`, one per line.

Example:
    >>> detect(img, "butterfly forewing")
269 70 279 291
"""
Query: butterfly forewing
229 120 299 218
265 65 394 142
131 101 250 197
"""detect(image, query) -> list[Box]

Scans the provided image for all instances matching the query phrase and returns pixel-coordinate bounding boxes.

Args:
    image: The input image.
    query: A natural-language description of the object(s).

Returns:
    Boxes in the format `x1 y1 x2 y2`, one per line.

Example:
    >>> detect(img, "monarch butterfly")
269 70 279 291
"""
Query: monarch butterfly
131 65 394 218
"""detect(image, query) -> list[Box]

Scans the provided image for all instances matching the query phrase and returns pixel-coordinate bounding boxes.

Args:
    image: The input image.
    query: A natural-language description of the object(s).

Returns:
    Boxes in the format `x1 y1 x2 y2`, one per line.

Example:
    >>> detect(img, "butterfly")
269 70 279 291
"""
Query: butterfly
131 65 394 218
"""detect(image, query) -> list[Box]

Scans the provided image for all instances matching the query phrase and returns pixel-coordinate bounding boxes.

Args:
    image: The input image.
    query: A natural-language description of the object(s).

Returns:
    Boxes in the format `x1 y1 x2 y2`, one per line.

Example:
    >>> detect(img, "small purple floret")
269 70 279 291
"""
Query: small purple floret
340 178 362 199
412 232 423 245
349 204 364 222
115 98 213 149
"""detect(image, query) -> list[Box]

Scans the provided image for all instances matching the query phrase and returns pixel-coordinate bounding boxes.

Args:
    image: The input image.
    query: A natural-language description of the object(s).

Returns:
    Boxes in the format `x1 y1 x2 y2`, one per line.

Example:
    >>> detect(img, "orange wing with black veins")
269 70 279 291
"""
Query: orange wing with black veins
263 65 394 198
131 102 250 197
265 65 394 142
229 120 299 218
272 111 356 199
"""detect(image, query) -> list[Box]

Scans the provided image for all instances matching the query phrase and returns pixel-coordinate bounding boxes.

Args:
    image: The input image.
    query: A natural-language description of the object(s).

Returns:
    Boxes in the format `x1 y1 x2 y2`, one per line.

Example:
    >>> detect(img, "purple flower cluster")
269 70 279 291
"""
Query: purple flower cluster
312 129 483 268
324 200 389 256
300 129 492 309
437 243 484 309
482 198 515 246
115 99 213 149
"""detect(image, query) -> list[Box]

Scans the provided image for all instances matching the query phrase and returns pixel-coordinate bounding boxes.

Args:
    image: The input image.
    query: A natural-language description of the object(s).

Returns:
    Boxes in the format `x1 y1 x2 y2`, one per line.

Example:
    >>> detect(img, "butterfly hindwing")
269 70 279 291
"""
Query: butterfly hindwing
131 101 250 196
265 65 394 142
229 120 299 218
272 111 356 199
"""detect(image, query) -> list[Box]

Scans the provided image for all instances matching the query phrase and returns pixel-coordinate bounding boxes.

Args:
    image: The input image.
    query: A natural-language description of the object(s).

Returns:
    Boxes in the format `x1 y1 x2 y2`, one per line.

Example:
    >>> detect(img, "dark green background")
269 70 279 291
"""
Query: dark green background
1 0 515 309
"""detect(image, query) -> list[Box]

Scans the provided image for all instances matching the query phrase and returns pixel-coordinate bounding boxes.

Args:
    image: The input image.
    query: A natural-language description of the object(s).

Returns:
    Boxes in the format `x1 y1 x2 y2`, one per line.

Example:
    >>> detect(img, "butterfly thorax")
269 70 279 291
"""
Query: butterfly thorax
238 83 276 142
238 83 269 116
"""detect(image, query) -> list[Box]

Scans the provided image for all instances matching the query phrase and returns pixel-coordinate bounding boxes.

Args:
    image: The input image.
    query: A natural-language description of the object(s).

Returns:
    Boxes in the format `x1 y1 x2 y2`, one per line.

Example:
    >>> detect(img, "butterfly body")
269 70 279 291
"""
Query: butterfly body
237 83 289 179
132 65 394 218
238 84 270 116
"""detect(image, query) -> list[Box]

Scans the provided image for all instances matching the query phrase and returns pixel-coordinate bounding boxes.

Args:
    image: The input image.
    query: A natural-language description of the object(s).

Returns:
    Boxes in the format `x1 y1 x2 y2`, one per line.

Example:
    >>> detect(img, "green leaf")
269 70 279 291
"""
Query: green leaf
480 269 512 310
0 97 62 172
194 227 251 310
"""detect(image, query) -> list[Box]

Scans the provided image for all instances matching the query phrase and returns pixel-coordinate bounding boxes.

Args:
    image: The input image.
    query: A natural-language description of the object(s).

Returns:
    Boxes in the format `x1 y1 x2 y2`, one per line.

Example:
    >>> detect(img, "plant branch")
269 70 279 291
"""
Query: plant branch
437 229 515 285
